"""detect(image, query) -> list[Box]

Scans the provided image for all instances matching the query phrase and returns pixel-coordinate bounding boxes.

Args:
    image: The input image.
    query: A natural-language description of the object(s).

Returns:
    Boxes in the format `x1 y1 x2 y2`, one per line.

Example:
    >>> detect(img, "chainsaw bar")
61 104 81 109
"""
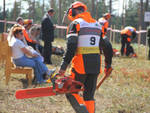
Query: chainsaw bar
15 87 56 99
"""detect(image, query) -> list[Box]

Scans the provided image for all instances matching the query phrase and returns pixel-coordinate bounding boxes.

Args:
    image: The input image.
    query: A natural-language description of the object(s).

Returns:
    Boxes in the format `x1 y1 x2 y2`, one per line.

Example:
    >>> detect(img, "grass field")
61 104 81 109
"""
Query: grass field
0 38 150 113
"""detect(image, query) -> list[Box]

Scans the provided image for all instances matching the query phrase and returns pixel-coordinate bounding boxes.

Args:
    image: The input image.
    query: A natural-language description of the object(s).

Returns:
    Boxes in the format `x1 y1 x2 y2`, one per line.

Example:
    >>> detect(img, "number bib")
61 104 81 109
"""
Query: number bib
75 18 101 54
77 35 100 54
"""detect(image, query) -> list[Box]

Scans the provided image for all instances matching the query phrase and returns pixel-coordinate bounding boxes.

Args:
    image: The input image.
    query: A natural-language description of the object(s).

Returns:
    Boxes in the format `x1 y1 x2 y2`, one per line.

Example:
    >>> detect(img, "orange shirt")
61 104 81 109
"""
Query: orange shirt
22 29 36 43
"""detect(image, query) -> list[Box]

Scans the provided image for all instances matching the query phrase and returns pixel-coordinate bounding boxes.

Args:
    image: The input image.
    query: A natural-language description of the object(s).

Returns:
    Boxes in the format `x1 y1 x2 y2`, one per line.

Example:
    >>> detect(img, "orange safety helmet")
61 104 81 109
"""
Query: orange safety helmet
103 13 111 20
67 1 87 17
23 19 33 25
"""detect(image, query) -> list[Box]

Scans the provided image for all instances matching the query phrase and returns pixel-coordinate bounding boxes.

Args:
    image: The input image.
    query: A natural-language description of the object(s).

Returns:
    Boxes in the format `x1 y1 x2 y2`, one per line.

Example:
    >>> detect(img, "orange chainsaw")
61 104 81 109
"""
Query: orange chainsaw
15 75 84 99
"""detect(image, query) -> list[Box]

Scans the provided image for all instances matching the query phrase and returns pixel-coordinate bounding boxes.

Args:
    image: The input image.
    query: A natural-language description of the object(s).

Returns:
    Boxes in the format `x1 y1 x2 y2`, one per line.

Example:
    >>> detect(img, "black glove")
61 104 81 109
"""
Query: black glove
104 64 112 75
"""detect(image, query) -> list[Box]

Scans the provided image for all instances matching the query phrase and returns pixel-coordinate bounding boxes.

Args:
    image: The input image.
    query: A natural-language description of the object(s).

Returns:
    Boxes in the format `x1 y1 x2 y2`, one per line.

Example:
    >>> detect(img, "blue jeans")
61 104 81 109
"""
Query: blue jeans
13 55 48 83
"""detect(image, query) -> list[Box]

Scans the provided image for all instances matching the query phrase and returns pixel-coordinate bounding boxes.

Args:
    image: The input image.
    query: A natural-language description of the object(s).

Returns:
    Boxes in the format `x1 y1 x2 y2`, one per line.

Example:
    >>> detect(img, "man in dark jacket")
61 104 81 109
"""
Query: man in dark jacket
41 8 55 64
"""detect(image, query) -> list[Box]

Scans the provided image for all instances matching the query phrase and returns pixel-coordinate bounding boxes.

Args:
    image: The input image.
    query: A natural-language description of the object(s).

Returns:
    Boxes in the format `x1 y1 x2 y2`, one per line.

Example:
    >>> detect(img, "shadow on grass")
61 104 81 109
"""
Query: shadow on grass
19 78 47 89
19 78 28 88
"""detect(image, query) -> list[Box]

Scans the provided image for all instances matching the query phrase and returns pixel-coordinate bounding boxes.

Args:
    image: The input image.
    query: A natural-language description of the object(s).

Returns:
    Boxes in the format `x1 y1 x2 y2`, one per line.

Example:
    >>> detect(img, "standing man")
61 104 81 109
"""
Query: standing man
16 17 24 26
98 13 111 38
58 1 113 113
147 25 150 60
41 8 55 64
120 26 137 56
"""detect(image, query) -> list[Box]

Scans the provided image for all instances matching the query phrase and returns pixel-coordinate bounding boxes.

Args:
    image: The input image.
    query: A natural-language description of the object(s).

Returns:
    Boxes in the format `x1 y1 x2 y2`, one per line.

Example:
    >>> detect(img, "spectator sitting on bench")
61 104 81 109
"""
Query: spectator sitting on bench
7 24 55 84
16 17 39 50
29 26 43 54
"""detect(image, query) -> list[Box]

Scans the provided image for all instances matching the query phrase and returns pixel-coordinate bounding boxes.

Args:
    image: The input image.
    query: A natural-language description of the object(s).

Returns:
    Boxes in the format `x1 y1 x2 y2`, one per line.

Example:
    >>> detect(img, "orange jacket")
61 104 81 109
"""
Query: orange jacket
22 28 36 43
121 26 136 36
121 29 132 36
121 26 136 42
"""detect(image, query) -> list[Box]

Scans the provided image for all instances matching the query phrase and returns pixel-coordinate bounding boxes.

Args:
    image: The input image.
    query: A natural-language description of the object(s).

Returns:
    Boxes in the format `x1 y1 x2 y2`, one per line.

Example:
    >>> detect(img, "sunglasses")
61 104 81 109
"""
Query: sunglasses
19 32 23 35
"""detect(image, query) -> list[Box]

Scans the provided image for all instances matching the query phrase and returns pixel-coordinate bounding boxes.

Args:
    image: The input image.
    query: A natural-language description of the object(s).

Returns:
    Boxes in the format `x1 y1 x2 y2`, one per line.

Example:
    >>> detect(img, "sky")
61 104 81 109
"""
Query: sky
1 0 127 15
1 0 26 11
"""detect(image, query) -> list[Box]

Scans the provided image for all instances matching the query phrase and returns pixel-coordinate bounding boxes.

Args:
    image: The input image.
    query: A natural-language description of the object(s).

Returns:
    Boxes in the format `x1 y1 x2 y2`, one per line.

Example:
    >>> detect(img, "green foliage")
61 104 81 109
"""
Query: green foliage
34 1 43 23
0 0 149 34
125 0 139 28
96 1 109 19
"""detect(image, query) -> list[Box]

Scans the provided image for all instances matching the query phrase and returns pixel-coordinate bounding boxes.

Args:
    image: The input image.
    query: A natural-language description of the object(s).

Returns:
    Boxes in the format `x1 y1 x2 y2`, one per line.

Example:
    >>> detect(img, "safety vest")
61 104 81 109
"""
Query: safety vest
75 18 101 54
98 17 108 26
71 18 101 74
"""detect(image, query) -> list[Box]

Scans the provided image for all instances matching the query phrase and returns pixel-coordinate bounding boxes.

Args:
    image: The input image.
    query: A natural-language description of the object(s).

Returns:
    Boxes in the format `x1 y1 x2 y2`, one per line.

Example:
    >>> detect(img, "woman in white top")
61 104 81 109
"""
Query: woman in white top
8 25 55 84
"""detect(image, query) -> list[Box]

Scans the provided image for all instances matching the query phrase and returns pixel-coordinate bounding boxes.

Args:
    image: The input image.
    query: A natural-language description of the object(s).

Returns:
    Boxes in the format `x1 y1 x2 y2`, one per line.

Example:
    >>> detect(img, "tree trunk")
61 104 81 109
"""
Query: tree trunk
42 0 45 16
32 0 35 20
140 0 144 28
95 0 99 20
50 0 54 8
3 0 6 20
58 0 62 38
3 0 6 32
102 0 106 14
138 3 141 27
13 0 17 21
109 0 112 26
145 0 149 11
28 0 32 18
145 0 149 27
140 0 146 44
91 0 95 17
19 0 22 16
58 0 61 25
121 0 127 27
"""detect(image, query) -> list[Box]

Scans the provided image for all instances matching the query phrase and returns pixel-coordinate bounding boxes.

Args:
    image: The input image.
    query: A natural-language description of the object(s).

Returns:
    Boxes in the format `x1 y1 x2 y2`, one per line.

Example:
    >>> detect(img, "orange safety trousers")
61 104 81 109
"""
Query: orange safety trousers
66 93 95 113
66 71 97 113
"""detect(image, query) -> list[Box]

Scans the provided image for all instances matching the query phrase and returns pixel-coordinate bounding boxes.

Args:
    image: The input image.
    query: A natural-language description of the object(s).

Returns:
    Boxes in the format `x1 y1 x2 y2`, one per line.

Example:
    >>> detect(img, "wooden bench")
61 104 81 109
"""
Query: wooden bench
0 33 8 64
2 32 8 41
0 34 33 86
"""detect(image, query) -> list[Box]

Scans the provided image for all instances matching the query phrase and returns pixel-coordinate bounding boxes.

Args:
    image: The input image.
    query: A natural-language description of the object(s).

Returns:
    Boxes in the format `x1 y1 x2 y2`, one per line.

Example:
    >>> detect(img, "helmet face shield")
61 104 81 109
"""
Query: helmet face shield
62 10 72 24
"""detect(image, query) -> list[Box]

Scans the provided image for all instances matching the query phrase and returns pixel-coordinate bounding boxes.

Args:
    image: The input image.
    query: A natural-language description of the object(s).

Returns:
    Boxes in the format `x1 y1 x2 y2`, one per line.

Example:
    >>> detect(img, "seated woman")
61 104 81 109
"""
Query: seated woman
7 24 55 84
29 26 43 54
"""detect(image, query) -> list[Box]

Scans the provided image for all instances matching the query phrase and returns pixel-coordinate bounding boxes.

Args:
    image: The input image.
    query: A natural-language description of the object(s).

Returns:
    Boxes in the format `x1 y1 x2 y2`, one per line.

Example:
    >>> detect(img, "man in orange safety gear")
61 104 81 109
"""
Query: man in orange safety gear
120 26 136 56
98 13 111 38
24 19 33 31
58 1 113 113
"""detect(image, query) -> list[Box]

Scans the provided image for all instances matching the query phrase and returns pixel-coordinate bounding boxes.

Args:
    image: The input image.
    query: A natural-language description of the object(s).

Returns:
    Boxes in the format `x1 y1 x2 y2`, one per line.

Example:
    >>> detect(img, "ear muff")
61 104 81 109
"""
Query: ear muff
68 7 76 17
71 8 76 17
